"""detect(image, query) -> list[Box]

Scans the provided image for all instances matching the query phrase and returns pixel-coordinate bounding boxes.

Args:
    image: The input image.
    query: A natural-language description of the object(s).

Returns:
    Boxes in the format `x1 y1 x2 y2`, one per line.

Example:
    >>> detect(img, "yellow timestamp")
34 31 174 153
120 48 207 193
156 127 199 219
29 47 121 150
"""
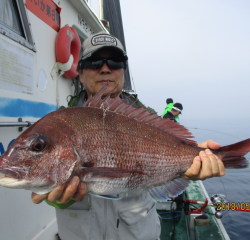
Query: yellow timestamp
216 202 250 211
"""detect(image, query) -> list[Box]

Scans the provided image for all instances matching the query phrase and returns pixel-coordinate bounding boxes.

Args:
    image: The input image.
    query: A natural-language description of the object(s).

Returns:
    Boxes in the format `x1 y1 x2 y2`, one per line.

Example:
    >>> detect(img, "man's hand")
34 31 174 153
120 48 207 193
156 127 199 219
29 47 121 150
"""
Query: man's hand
183 140 226 180
31 176 87 204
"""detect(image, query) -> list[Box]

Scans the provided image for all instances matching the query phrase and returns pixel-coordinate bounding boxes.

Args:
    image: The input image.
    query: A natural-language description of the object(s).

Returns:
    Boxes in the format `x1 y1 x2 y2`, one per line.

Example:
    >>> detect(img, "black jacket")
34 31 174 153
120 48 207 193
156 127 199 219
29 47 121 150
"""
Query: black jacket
66 89 156 113
163 111 177 122
76 91 138 107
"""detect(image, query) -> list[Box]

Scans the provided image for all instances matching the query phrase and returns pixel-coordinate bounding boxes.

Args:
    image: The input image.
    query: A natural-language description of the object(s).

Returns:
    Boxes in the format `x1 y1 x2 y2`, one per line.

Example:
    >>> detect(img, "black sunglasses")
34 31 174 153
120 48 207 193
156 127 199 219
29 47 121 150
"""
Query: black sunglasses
78 58 126 70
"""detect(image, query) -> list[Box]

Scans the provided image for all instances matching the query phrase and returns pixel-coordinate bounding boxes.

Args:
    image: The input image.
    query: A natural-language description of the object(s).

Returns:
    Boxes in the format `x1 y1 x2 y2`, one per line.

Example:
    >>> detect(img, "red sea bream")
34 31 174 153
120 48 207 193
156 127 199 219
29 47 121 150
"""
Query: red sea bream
0 84 250 200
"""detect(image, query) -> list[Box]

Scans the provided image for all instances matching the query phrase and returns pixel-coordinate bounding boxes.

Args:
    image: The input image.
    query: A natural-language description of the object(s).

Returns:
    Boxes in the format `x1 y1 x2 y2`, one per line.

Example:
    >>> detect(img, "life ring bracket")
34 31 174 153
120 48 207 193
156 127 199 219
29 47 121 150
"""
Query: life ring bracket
50 54 74 80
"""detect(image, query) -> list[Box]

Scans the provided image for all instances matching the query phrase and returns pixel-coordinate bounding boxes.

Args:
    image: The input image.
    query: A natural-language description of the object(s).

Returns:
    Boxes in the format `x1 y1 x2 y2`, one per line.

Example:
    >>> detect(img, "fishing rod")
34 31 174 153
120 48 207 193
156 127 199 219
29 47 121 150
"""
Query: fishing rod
186 126 250 162
186 127 243 140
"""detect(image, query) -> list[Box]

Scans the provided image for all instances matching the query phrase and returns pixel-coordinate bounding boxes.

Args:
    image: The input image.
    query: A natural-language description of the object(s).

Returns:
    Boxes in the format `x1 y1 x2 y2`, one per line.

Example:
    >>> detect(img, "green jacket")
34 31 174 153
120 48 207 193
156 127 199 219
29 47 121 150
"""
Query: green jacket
162 103 180 123
162 103 174 117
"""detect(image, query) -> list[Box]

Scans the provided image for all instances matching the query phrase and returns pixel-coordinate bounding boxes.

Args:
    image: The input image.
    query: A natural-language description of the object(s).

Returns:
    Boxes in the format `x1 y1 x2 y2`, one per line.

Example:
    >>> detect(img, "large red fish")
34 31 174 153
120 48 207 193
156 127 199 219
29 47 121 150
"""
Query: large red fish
0 84 249 200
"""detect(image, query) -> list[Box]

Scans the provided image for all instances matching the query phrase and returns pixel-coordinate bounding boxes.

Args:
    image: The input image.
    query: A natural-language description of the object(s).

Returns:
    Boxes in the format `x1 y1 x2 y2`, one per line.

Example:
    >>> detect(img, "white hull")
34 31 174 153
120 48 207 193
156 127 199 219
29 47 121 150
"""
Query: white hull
0 0 105 239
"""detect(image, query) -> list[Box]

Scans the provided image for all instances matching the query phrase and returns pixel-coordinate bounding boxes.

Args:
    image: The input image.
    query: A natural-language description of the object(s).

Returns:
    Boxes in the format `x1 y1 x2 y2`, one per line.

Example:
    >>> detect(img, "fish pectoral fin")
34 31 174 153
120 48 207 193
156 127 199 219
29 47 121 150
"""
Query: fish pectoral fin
81 167 147 181
148 177 190 201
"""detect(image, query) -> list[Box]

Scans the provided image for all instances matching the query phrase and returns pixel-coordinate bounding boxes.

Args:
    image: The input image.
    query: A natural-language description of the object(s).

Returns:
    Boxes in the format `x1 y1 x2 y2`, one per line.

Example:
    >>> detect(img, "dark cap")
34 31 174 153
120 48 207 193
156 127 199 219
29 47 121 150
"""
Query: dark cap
80 31 128 61
166 98 173 104
172 103 183 113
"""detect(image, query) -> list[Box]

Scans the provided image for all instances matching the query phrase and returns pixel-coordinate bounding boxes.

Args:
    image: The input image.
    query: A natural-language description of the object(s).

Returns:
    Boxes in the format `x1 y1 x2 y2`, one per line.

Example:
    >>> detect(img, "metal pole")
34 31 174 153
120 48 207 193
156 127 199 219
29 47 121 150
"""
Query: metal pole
185 214 190 240
99 0 103 20
0 122 34 127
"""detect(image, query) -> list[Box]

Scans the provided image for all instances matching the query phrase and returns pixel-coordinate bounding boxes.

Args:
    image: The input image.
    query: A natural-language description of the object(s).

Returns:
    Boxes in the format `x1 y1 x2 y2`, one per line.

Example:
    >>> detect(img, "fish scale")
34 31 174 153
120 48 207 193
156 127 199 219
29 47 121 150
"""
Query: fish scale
68 110 197 195
0 83 250 200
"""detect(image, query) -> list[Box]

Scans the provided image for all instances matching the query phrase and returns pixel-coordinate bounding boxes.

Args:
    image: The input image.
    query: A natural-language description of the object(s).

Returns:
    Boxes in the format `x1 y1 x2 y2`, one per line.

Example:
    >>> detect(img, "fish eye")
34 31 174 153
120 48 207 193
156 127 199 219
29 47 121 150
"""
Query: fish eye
31 138 46 152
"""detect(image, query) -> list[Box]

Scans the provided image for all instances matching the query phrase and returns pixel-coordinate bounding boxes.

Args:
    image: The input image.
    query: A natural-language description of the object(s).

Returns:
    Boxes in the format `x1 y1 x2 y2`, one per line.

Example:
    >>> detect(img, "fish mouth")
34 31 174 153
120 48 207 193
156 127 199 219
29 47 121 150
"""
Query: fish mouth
0 175 55 194
0 167 28 189
0 175 19 184
0 167 26 180
0 175 29 189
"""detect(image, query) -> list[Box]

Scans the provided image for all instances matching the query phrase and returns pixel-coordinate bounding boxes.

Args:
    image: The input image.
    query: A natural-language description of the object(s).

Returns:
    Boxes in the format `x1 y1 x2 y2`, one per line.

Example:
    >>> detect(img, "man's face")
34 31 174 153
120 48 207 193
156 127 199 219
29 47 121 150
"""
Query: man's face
79 49 125 98
172 111 180 117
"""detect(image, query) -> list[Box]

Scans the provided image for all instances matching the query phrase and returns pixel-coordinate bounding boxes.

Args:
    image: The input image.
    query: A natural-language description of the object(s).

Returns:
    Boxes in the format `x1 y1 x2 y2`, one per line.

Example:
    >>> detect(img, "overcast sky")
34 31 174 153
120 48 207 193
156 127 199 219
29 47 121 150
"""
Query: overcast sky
89 0 250 119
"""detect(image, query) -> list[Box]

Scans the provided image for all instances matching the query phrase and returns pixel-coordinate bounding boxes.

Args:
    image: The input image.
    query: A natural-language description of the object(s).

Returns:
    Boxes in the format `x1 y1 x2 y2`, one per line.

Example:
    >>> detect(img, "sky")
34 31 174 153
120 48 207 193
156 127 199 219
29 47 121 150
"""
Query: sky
89 0 250 120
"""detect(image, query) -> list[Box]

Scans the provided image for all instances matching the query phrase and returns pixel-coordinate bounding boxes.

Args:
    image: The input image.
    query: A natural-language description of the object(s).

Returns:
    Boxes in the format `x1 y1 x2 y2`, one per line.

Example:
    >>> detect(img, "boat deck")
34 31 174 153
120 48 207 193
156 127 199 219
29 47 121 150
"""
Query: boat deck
158 181 229 240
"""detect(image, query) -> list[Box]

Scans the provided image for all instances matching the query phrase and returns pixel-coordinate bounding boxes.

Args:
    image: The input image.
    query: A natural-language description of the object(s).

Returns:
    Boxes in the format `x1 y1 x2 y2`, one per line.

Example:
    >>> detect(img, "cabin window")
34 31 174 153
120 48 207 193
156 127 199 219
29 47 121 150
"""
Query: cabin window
0 0 36 51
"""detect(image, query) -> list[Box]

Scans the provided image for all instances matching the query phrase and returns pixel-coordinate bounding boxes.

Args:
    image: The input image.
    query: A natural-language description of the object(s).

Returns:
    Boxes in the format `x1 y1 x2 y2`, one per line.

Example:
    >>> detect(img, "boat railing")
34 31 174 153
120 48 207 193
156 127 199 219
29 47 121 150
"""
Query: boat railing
0 119 34 132
0 122 34 127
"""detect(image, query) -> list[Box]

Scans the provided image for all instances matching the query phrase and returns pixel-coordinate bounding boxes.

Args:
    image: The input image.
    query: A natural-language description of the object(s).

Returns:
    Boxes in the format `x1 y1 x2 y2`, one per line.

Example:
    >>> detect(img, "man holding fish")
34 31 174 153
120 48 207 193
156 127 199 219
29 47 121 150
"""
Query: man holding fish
30 32 226 239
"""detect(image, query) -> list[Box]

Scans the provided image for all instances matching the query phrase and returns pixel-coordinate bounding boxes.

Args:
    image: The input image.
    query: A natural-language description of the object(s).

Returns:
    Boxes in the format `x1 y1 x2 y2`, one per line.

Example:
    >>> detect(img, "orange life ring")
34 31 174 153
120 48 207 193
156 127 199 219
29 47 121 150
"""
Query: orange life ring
55 26 81 79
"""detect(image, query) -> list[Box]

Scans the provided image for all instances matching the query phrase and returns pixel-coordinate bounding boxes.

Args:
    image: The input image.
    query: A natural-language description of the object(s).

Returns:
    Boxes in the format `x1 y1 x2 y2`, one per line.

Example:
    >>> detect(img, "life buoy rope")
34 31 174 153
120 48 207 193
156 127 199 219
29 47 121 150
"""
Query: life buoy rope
55 26 81 79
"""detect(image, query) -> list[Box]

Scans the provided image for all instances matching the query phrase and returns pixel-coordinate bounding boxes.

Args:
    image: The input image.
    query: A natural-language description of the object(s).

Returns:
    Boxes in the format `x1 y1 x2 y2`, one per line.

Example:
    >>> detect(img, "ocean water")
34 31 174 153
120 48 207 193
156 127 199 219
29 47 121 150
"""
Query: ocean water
181 118 250 240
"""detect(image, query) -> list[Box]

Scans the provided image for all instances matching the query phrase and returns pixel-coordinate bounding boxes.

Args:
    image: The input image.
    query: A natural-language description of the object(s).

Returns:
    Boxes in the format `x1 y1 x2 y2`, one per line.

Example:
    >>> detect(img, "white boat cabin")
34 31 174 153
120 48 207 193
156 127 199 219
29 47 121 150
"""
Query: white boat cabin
0 0 106 239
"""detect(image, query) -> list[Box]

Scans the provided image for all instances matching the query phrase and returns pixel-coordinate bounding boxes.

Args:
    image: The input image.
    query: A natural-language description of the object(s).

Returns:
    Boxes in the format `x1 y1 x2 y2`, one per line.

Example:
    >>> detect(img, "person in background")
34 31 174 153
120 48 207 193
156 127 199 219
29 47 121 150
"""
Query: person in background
163 103 183 122
162 98 180 123
162 98 173 117
31 31 226 240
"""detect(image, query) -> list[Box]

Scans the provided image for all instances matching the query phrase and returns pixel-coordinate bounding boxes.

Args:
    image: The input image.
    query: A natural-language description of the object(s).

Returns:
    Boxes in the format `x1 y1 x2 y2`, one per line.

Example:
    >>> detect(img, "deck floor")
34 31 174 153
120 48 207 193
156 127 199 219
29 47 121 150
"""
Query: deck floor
158 181 227 240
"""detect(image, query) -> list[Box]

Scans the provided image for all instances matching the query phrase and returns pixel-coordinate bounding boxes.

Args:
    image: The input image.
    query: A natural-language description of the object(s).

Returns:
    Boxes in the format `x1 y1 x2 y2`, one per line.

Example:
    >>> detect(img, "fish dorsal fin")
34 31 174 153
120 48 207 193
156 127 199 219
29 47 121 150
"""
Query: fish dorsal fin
83 83 196 145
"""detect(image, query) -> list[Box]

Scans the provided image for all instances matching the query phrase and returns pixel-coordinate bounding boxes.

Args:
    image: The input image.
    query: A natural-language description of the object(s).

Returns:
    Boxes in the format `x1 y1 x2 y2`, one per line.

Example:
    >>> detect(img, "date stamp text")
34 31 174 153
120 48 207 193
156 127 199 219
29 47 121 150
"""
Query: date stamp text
216 202 250 211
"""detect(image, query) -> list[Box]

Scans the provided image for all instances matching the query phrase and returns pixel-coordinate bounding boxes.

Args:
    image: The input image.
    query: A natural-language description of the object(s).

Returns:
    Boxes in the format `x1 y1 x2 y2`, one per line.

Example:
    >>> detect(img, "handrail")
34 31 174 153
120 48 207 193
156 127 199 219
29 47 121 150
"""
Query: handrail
0 118 36 132
0 121 34 127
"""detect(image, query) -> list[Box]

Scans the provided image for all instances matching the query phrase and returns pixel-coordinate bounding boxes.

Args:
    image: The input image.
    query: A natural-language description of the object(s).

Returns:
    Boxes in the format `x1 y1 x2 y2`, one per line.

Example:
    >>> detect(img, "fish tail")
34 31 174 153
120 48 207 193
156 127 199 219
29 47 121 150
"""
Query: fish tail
218 138 250 169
